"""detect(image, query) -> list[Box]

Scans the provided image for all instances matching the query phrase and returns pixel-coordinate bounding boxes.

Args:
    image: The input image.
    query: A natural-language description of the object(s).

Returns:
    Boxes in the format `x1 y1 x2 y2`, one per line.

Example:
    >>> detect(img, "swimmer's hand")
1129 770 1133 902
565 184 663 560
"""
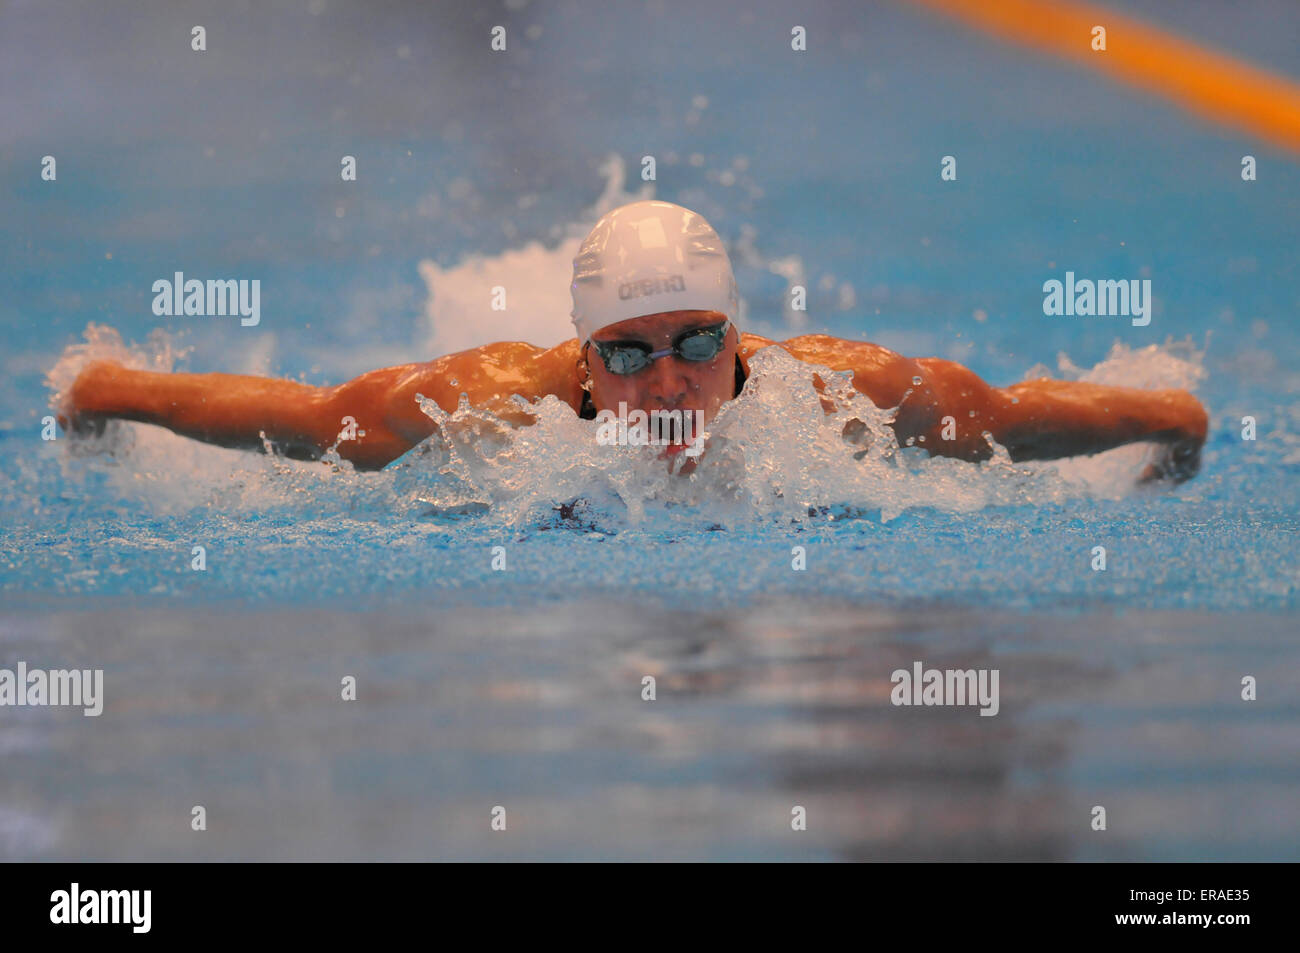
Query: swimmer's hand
1136 390 1207 485
56 359 120 438
1138 434 1203 485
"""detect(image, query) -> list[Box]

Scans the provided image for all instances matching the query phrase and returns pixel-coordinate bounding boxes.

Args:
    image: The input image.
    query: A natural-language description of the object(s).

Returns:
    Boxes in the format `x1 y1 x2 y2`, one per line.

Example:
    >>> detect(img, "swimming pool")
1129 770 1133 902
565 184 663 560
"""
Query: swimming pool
2 0 1298 860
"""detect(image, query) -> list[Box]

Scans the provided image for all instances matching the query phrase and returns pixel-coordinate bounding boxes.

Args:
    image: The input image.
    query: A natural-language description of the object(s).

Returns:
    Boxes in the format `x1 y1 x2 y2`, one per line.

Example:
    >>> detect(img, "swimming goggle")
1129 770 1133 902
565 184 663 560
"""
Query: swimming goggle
589 320 731 376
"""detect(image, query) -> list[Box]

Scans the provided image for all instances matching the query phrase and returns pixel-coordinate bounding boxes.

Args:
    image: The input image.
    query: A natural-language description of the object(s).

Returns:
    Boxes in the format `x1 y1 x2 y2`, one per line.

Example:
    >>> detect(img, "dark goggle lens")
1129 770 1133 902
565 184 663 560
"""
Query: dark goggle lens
677 331 722 362
605 347 650 375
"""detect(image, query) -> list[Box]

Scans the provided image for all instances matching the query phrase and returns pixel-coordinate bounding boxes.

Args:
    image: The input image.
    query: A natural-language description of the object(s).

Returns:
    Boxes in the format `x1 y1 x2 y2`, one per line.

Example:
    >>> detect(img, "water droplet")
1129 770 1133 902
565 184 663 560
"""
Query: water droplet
905 437 915 446
968 410 976 417
911 376 923 386
918 435 926 443
449 378 459 387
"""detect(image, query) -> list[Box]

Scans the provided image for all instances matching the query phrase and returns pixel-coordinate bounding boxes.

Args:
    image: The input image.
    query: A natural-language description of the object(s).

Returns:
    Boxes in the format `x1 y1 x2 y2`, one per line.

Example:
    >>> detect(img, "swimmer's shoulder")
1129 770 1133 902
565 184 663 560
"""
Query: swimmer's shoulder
395 339 582 414
737 331 777 375
530 337 587 411
752 333 923 406
746 332 911 373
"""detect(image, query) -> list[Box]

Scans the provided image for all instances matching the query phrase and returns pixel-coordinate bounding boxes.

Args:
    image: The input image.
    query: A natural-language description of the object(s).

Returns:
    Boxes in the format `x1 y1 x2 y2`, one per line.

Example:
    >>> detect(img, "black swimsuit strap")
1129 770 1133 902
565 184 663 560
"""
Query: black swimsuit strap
577 355 748 421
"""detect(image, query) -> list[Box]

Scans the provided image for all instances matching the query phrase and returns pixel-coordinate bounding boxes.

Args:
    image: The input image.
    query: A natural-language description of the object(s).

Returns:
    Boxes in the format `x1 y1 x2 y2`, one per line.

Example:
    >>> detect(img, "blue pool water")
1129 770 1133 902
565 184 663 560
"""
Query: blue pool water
1 0 1298 860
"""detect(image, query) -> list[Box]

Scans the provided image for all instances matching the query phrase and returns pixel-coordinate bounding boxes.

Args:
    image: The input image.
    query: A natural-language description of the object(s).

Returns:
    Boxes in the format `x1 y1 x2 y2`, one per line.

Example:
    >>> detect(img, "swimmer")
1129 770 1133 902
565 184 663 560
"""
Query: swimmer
56 200 1208 482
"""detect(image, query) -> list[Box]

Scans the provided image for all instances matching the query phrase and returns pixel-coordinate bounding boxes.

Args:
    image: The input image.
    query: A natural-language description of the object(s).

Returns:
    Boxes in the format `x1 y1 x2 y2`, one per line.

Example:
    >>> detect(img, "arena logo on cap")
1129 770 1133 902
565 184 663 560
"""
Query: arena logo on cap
618 274 686 301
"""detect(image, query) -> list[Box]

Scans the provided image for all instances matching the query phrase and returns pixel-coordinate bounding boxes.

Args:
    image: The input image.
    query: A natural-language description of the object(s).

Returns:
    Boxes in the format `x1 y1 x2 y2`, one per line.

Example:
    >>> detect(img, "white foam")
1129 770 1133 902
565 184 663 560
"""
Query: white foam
418 154 655 356
395 341 1207 527
41 175 1209 526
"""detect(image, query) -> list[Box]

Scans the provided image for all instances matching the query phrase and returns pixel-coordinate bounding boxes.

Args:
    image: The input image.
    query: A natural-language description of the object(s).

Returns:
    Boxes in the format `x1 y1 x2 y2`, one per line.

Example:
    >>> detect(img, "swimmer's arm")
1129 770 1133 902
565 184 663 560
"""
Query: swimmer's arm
769 337 1208 477
62 341 568 470
62 360 409 469
909 358 1209 479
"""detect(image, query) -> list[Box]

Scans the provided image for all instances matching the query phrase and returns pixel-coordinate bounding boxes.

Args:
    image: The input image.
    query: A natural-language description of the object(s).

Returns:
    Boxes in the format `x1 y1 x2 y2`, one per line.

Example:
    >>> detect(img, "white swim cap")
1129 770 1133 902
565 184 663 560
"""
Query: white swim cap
570 200 739 344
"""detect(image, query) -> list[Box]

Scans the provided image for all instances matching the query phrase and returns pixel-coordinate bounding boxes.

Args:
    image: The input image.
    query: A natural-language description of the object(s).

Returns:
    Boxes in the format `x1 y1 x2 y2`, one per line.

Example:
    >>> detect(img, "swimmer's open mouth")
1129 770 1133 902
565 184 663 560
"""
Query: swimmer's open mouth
594 404 707 457
660 434 707 461
655 417 701 456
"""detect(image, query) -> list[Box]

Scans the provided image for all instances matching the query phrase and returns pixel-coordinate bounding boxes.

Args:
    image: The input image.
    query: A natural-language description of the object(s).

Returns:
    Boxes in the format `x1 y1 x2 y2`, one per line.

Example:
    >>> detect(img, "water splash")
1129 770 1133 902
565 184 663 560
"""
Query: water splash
417 153 655 356
388 345 1138 529
37 322 1208 532
394 347 1205 532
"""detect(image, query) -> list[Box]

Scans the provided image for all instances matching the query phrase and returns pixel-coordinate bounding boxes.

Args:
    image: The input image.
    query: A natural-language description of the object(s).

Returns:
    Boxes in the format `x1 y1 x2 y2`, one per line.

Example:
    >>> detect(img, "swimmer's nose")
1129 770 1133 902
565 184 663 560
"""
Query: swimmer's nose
642 354 690 406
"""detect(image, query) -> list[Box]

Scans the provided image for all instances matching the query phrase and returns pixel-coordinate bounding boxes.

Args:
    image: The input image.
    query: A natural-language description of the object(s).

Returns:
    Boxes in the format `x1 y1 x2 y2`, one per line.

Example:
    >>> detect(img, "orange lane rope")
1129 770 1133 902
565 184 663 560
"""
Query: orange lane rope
905 0 1300 155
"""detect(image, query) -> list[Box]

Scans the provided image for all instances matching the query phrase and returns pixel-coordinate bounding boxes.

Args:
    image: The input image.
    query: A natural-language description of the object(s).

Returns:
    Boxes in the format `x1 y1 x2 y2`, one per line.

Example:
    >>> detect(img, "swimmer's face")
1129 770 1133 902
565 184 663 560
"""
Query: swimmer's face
586 310 738 428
